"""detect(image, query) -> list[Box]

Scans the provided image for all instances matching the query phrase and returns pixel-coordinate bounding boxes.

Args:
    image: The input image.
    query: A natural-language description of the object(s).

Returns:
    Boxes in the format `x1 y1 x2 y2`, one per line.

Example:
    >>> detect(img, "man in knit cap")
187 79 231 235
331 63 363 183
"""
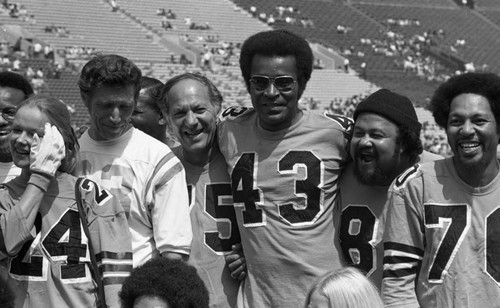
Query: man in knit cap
337 88 442 289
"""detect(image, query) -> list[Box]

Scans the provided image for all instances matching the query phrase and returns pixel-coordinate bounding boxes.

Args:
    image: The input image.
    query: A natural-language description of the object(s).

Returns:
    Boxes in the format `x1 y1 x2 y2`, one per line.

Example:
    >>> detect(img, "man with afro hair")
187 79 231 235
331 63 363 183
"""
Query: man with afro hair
383 72 500 307
120 258 209 308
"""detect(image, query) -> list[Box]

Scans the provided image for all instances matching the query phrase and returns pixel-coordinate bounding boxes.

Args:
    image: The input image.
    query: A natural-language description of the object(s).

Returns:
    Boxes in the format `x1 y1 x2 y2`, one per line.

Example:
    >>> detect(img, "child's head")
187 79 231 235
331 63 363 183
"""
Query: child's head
305 267 383 308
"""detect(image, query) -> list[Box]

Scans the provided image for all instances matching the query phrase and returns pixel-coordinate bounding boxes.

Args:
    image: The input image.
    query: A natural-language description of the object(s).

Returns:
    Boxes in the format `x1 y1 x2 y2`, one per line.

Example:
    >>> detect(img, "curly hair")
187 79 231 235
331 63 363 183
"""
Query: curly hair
119 258 209 308
430 72 500 129
239 29 313 99
139 76 164 115
397 125 423 163
159 72 223 115
78 54 142 103
0 71 33 98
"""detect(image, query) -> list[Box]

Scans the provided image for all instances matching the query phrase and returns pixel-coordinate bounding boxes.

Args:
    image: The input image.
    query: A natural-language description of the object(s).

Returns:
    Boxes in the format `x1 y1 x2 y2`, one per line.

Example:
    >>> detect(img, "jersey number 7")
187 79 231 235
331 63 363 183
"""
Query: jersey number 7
425 204 500 284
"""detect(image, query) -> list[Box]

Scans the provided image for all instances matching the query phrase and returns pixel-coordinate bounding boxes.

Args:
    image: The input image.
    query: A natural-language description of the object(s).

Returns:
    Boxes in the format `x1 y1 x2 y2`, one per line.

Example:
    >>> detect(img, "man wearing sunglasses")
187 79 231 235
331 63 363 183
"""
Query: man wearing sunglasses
218 29 353 307
0 72 34 183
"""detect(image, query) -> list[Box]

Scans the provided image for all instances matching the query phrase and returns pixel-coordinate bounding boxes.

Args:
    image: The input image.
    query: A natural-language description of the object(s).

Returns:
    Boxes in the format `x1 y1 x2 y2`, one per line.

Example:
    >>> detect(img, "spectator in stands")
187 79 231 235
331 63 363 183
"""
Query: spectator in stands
76 54 192 267
344 58 350 73
0 71 33 183
156 8 166 16
110 0 118 12
179 54 191 66
360 62 367 78
201 50 213 72
120 258 209 308
313 59 324 69
304 267 384 308
258 12 267 22
166 9 176 19
250 6 257 17
162 17 173 30
267 14 275 25
301 17 314 28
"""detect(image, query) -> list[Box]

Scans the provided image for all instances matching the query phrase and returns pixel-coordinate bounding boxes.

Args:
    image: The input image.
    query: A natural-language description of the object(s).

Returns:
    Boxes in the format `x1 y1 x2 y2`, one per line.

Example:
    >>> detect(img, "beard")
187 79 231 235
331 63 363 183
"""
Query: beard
353 160 392 186
353 144 401 186
453 154 490 179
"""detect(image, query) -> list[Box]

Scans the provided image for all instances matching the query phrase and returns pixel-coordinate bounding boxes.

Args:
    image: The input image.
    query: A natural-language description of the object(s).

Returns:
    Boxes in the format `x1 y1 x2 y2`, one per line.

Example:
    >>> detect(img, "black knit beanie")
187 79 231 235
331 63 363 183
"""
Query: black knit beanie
353 89 422 136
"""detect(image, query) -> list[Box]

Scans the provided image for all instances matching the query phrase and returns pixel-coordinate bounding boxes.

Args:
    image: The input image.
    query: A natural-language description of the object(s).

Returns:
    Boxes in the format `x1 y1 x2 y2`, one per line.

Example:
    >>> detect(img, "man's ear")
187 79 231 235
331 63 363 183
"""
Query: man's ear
159 112 167 125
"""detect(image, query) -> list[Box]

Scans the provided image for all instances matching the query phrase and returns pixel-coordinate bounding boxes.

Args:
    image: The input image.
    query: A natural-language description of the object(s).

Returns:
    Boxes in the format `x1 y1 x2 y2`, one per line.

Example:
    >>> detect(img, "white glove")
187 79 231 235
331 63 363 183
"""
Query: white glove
30 123 66 177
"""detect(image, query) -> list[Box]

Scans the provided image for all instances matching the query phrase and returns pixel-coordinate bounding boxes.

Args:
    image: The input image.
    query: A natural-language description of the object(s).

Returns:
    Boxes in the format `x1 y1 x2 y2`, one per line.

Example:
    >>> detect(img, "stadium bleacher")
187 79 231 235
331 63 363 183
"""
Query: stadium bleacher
1 0 499 153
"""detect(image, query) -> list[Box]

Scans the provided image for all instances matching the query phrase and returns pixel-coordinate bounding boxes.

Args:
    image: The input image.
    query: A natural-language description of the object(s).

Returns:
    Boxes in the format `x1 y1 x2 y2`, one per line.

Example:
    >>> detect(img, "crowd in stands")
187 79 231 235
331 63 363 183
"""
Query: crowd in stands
156 8 176 19
249 4 315 28
60 46 97 60
44 24 70 37
0 1 33 22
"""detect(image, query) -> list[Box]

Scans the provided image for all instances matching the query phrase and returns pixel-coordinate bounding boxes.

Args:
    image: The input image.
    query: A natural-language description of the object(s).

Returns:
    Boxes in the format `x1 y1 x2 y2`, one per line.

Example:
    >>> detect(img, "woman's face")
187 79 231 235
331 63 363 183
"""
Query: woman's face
9 105 47 169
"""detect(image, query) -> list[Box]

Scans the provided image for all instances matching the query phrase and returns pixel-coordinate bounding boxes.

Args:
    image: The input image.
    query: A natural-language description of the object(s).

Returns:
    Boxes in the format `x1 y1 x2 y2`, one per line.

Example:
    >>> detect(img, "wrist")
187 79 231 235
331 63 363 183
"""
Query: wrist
28 171 53 192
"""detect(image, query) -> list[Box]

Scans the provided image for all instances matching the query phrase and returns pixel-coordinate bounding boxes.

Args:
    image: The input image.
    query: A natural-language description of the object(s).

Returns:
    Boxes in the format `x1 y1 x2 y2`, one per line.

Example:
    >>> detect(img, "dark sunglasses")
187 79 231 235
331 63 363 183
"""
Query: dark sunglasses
250 75 296 92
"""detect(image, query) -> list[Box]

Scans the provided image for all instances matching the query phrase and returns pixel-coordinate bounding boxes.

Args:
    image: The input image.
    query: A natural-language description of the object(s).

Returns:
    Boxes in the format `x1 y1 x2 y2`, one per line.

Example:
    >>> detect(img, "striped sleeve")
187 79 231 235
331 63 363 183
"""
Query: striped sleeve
382 184 424 308
80 178 134 308
147 152 192 256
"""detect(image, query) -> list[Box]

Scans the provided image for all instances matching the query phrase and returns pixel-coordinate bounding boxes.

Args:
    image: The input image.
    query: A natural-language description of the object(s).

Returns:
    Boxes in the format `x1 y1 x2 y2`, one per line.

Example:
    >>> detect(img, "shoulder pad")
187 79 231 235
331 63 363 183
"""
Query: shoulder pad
323 112 354 136
394 164 421 190
219 106 249 122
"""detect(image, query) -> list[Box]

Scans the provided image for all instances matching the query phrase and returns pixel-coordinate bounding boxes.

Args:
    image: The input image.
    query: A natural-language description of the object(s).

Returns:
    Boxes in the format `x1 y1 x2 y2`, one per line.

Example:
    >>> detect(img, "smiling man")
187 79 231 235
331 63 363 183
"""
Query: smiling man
218 29 353 307
383 72 500 307
337 89 441 289
160 73 241 307
76 54 192 267
0 72 33 183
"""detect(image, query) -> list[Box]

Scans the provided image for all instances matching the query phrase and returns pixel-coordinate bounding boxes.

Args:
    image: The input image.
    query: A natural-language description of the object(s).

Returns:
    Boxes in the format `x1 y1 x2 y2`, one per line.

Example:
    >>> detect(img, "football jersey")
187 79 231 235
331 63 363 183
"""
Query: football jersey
0 161 21 277
77 127 192 267
218 108 352 307
0 172 133 308
338 152 442 289
174 147 240 308
383 158 500 308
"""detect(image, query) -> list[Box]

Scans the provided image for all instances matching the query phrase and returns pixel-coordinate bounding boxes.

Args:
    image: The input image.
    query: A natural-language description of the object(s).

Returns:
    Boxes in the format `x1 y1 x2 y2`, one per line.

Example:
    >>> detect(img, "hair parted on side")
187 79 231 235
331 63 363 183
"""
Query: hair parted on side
430 72 500 129
78 54 142 103
17 94 79 174
239 29 313 96
304 267 384 308
0 71 34 98
119 258 209 308
159 72 223 116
